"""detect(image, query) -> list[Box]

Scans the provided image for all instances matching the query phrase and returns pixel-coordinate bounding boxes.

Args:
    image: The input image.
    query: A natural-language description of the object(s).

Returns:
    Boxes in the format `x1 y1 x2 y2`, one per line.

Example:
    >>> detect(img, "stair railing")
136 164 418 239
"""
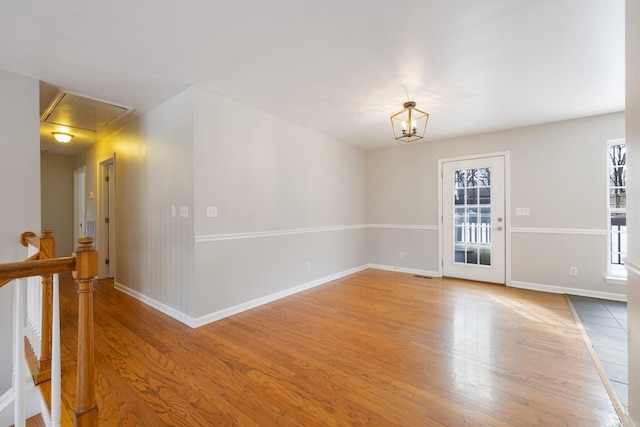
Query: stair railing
0 231 99 427
20 230 55 386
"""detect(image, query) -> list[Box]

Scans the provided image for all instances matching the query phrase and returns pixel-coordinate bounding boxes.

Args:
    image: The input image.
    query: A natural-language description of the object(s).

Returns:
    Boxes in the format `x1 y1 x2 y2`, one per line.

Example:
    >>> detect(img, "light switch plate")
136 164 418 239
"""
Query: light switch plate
515 208 530 216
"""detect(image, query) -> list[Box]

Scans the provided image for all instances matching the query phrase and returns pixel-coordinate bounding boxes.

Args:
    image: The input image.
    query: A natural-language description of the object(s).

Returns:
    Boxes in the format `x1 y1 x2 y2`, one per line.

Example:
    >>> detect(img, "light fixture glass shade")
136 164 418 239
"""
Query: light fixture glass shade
52 132 73 143
390 101 429 143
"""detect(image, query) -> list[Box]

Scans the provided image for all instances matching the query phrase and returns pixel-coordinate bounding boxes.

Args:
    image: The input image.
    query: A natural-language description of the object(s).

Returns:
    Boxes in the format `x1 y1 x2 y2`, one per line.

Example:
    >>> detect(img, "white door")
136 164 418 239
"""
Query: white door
99 158 116 279
442 155 506 283
73 167 86 243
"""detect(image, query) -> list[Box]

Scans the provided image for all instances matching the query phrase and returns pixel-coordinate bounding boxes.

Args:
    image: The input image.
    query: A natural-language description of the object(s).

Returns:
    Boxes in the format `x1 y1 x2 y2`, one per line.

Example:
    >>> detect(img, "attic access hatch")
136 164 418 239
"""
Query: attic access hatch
41 90 133 135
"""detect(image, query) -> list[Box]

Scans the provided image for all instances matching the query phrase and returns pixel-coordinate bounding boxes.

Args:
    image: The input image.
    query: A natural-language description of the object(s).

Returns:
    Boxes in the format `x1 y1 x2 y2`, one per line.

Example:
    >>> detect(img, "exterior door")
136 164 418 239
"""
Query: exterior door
442 155 506 283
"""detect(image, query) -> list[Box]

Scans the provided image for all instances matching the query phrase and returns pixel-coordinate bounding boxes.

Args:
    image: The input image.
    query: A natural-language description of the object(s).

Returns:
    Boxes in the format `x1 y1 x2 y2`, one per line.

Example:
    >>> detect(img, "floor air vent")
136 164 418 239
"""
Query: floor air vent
414 275 433 279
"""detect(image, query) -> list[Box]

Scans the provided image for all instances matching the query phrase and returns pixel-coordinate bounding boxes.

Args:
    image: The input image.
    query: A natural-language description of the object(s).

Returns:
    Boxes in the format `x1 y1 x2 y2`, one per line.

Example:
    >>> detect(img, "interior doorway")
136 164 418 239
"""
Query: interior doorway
98 156 115 279
440 154 508 284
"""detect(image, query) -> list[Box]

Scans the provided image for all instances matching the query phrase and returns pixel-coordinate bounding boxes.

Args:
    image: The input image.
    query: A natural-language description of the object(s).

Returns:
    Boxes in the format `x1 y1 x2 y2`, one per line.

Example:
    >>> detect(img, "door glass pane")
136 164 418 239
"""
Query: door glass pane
468 207 478 222
479 187 490 204
467 172 477 187
479 246 491 265
462 226 474 243
467 188 477 204
467 249 478 264
453 167 492 266
454 208 465 225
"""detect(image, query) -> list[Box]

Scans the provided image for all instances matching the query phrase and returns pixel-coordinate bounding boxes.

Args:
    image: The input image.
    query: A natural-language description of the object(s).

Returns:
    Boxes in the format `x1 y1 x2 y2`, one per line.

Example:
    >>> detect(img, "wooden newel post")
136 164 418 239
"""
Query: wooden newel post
72 237 99 426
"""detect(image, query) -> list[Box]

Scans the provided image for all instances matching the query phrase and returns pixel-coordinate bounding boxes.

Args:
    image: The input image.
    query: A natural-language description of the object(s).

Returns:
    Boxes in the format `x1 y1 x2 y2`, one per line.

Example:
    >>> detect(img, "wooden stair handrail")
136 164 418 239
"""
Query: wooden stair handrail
0 257 76 280
20 231 39 248
0 254 40 288
0 229 55 288
1 231 99 426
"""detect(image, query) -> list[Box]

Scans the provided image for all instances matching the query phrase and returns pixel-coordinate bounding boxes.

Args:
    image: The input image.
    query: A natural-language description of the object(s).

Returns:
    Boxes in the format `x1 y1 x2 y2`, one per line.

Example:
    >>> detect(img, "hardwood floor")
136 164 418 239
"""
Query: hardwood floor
24 414 46 427
55 269 620 426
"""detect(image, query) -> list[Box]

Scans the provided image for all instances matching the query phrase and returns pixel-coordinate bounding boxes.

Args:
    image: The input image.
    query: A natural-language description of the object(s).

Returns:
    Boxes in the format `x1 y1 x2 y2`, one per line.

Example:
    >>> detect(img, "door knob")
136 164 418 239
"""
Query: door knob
494 226 503 231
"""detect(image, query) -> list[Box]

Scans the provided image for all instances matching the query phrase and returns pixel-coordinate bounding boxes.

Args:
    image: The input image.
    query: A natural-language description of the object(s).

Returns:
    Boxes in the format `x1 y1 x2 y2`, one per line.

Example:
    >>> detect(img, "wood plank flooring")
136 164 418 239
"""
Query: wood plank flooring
55 269 620 426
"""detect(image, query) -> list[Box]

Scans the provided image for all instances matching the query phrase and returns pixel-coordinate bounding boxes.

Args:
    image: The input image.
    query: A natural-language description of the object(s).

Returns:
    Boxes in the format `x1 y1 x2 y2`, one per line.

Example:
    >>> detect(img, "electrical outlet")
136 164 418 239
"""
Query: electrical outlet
306 262 312 271
569 267 578 276
399 251 405 259
206 206 218 218
179 206 188 217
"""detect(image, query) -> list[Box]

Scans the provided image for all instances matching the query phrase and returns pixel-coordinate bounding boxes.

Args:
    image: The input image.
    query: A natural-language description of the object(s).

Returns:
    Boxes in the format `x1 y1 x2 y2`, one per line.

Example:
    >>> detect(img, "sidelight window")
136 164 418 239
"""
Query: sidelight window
608 140 626 278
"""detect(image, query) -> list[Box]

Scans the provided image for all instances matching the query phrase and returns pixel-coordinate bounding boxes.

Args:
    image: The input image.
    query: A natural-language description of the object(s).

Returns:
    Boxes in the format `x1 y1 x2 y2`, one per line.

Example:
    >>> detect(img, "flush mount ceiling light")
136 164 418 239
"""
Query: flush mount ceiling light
52 132 74 143
390 101 429 143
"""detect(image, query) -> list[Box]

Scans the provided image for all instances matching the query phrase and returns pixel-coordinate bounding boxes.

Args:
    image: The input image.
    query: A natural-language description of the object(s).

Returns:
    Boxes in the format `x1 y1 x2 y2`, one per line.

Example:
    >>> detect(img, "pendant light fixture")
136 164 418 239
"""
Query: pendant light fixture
390 101 429 143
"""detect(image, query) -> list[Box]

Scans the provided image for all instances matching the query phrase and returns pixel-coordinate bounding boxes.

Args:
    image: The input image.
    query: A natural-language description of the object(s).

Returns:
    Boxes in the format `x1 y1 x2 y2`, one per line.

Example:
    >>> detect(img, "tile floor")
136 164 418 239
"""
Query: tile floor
568 295 628 413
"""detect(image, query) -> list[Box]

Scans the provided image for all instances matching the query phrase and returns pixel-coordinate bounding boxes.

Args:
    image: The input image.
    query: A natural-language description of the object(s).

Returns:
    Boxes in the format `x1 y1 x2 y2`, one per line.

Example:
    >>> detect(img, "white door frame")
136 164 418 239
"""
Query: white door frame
73 166 86 245
97 156 116 279
438 151 511 285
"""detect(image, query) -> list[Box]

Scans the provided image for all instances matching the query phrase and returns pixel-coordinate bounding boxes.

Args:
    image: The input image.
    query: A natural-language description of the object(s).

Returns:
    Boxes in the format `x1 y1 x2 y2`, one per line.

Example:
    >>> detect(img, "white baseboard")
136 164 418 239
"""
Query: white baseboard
114 264 370 329
114 282 195 327
510 280 627 302
368 263 441 278
191 264 369 328
116 267 628 331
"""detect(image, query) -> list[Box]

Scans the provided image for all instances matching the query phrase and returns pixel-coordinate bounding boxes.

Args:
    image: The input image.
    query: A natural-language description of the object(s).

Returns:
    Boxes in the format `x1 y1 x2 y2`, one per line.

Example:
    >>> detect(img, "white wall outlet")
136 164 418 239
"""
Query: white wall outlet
569 267 578 276
171 205 176 217
179 206 188 217
306 262 312 271
515 208 530 216
206 206 218 218
399 251 405 259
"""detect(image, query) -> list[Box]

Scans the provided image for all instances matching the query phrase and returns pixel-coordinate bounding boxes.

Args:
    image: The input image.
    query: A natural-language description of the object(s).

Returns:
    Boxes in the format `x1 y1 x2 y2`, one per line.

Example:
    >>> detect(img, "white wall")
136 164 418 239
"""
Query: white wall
40 153 75 256
625 0 639 423
0 69 40 394
74 86 368 325
75 88 196 316
192 87 368 319
368 113 625 297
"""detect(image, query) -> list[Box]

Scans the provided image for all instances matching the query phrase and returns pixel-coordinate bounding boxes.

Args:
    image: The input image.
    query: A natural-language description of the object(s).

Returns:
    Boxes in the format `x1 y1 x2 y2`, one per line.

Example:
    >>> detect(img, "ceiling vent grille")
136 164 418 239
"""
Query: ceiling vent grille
41 90 133 133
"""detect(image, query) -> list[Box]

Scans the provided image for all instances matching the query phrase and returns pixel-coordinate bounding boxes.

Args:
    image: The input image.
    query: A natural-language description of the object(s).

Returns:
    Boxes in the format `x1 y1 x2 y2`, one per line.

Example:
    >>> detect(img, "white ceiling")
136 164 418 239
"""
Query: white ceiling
0 1 625 153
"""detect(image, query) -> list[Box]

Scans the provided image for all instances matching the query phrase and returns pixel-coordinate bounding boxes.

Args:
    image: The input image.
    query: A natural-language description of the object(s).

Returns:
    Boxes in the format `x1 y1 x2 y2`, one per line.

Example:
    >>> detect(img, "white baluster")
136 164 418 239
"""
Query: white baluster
14 278 25 427
51 273 61 427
